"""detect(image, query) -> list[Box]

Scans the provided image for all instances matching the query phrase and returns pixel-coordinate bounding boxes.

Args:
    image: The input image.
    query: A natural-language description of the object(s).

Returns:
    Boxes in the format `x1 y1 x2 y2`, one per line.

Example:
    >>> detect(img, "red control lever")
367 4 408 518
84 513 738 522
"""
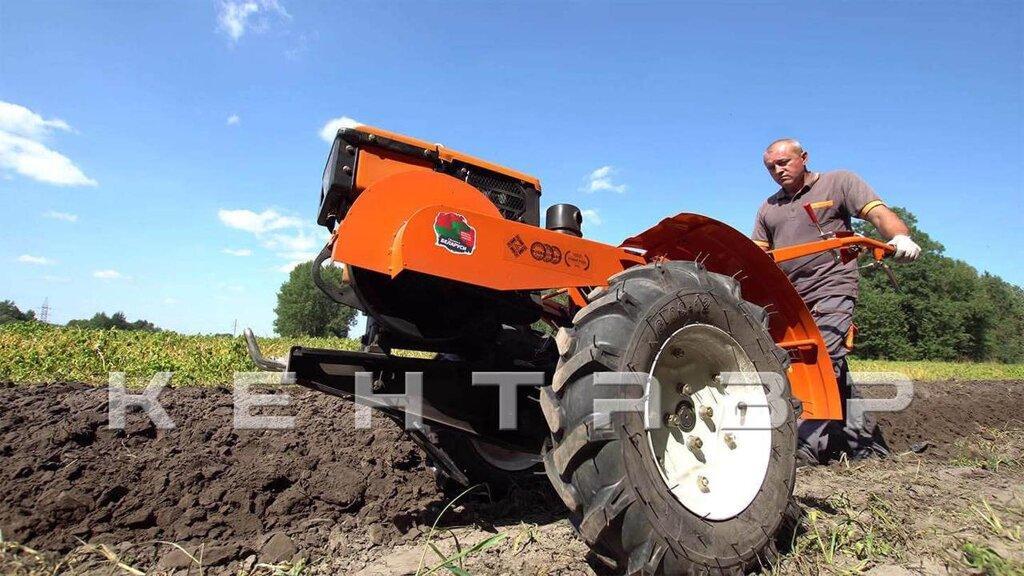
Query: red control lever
803 203 821 226
803 201 839 263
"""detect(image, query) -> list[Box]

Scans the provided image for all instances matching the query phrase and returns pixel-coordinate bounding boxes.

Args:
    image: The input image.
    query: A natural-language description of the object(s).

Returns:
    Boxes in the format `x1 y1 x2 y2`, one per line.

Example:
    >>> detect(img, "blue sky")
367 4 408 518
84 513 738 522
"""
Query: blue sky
2 1 1021 336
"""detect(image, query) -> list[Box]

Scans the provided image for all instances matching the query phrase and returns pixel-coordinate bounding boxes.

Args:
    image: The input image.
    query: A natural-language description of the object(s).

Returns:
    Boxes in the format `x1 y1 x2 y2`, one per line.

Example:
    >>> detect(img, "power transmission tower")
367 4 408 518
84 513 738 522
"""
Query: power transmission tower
40 298 50 324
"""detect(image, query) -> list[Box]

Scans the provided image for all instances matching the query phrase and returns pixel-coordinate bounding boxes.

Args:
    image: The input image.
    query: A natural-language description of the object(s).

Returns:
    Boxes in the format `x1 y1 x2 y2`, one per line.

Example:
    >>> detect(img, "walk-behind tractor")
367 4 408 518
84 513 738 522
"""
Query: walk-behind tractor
246 125 896 575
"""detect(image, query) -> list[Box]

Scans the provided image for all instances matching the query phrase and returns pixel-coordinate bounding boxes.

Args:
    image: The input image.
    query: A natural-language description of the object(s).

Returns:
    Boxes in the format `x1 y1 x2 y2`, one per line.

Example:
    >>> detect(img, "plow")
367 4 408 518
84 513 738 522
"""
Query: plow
246 124 896 575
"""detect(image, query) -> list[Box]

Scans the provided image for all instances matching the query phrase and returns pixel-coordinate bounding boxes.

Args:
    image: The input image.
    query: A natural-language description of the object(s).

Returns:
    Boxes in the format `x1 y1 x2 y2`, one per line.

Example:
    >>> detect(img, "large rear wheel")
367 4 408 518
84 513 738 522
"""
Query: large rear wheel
540 261 798 575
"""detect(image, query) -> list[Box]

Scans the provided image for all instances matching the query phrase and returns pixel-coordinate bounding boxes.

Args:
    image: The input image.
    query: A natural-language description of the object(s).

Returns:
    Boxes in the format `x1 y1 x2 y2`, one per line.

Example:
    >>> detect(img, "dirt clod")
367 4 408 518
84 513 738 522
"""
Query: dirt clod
259 532 297 564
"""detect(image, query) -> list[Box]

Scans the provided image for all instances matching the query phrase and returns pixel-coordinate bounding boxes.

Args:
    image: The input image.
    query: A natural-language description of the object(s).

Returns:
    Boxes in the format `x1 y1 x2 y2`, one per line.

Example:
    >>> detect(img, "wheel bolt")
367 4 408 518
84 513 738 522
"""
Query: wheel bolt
724 433 736 449
676 383 691 395
697 476 710 493
687 436 703 452
665 413 681 428
712 373 722 385
699 406 714 420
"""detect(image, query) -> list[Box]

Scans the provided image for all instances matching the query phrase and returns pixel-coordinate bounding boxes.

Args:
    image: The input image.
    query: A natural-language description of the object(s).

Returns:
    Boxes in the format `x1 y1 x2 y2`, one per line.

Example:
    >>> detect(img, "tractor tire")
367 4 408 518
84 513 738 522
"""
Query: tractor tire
432 430 542 499
539 261 798 575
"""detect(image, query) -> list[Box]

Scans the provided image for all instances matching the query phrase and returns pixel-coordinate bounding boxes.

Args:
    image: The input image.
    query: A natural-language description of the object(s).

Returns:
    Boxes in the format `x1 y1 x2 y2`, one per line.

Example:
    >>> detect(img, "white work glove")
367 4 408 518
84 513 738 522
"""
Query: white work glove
888 234 921 262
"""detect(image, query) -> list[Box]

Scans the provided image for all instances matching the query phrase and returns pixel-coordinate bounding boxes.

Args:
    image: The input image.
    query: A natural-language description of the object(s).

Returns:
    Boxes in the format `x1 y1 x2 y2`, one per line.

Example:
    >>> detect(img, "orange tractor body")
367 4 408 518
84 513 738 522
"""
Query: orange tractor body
319 125 894 421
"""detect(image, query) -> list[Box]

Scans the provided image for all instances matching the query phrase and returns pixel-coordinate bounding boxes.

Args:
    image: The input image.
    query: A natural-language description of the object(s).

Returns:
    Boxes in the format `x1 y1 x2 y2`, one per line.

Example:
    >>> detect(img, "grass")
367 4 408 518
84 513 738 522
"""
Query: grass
415 484 512 576
777 491 910 574
0 322 434 386
773 426 1024 575
961 542 1021 576
1 322 1021 385
957 496 1024 575
849 359 1024 381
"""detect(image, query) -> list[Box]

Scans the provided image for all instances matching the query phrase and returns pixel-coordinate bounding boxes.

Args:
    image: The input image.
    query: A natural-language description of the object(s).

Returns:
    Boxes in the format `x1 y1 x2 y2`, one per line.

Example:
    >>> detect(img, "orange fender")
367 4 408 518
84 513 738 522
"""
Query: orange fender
334 170 645 290
622 214 842 420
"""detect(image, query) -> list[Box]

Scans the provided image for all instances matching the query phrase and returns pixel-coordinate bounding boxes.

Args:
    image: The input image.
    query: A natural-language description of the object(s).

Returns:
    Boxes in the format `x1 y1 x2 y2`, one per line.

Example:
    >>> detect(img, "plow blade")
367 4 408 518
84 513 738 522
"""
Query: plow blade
244 329 546 454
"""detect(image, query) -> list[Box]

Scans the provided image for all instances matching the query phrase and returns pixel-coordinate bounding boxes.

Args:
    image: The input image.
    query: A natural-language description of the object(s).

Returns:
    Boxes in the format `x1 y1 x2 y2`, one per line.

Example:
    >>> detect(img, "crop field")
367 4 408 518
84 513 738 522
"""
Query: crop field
2 324 1022 385
0 326 1022 575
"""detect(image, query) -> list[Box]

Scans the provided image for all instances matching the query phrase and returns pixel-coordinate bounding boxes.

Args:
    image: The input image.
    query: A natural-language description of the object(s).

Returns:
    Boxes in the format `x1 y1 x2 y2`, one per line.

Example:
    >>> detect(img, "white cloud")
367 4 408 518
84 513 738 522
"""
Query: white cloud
223 247 252 256
0 130 97 187
268 230 322 272
319 116 362 142
0 102 72 139
263 230 319 253
218 0 291 42
219 207 327 270
581 165 627 194
581 208 602 226
43 210 78 222
93 269 128 280
17 254 54 265
0 101 97 187
226 114 240 126
218 208 303 233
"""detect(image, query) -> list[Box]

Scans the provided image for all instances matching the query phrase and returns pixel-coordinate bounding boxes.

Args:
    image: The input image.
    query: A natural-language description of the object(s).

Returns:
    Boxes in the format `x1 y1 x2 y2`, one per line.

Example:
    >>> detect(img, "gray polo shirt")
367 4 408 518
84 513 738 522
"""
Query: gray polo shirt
752 170 885 303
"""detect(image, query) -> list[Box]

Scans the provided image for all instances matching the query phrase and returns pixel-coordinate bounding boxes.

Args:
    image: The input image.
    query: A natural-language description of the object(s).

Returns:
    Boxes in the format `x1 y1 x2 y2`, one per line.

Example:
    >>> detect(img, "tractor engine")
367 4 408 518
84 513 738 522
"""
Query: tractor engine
318 127 542 229
316 126 572 354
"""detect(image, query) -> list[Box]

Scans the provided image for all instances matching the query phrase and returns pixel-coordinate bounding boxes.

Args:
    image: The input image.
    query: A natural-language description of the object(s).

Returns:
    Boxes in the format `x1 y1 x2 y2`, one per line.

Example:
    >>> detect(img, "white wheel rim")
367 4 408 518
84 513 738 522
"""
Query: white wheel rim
470 439 540 472
645 324 772 521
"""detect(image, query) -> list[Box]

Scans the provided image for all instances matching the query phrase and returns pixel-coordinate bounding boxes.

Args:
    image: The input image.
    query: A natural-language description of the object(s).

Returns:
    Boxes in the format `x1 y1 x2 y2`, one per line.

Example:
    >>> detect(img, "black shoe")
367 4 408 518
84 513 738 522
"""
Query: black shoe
795 444 818 468
851 445 888 461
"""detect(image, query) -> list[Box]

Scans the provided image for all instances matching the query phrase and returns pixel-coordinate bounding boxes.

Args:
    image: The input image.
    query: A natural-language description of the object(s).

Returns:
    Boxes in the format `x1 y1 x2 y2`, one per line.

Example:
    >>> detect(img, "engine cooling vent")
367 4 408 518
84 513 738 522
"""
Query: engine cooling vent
466 171 529 222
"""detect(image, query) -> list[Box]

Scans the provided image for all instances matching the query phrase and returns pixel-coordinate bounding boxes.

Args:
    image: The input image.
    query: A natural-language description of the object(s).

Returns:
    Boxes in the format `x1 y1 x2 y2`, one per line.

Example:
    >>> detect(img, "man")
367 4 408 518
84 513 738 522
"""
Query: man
752 138 921 464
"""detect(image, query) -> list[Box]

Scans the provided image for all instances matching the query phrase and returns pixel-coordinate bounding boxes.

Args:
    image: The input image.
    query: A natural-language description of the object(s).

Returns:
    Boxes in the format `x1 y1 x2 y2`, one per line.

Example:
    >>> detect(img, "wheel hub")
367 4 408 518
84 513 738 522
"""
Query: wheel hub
668 398 697 432
645 324 773 521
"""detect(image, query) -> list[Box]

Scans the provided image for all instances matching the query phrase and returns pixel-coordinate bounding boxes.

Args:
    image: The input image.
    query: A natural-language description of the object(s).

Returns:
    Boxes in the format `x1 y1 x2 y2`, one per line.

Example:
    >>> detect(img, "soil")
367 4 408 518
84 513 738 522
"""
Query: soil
0 383 448 573
874 379 1024 458
0 380 1021 575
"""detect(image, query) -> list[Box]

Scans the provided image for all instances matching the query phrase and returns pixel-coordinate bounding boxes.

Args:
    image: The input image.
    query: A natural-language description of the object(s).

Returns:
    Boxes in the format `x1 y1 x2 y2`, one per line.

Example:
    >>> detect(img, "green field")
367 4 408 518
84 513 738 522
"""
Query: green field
1 323 1022 385
0 322 361 385
848 359 1024 381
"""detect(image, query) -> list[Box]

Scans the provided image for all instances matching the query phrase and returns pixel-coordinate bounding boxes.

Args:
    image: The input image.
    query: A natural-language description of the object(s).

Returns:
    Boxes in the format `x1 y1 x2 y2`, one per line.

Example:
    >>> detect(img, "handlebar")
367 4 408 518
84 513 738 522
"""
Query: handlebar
768 233 893 265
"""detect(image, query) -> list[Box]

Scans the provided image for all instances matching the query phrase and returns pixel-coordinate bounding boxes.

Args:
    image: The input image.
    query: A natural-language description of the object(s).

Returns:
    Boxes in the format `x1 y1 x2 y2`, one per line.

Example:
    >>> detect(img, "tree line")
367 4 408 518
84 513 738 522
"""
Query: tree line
0 303 161 332
853 207 1024 363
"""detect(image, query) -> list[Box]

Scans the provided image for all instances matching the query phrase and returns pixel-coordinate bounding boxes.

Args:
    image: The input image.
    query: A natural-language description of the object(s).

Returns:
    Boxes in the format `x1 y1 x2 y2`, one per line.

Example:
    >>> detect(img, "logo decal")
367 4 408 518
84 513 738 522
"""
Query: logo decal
507 235 527 257
530 242 562 264
434 212 477 255
565 251 591 270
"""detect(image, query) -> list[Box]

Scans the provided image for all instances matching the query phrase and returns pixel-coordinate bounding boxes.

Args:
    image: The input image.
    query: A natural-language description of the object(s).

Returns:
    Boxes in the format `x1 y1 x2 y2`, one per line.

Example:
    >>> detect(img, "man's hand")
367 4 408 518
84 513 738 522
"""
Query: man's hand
888 234 921 261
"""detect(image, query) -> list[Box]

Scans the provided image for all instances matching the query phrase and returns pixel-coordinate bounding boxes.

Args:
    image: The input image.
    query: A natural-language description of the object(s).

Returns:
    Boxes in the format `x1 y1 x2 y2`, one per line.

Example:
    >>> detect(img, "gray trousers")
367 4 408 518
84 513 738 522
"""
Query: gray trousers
797 295 890 463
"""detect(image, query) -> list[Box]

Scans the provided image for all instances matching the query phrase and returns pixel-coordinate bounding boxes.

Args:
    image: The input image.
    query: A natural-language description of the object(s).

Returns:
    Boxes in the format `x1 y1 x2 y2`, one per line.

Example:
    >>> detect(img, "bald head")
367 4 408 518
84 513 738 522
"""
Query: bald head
766 138 804 155
763 138 809 194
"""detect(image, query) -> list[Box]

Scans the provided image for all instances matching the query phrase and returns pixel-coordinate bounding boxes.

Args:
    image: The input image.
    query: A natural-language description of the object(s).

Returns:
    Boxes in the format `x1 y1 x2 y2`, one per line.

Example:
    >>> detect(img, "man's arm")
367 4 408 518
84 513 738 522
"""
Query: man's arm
836 171 921 262
863 204 908 239
862 204 920 261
